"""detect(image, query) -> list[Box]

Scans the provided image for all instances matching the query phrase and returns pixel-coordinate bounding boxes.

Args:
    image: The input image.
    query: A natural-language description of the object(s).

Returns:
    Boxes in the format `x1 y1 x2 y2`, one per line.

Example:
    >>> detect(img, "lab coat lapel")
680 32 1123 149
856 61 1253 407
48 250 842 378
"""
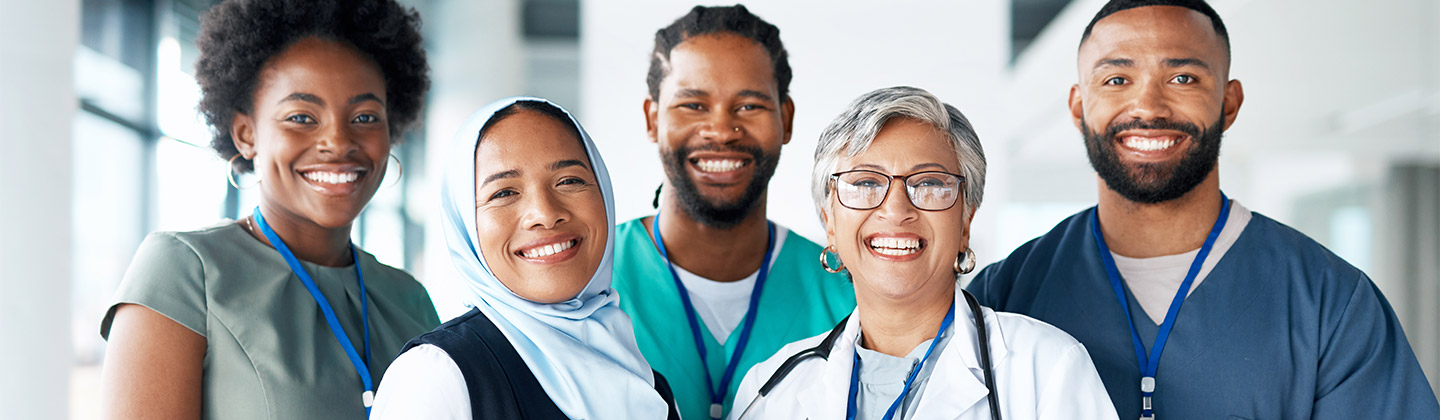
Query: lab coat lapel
797 313 861 420
910 289 1012 418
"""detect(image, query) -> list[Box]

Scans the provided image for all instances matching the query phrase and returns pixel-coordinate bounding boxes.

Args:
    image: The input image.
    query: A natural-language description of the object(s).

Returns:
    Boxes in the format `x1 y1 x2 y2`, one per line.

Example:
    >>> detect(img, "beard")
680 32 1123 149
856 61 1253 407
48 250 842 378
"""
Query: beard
1083 116 1225 204
660 143 779 229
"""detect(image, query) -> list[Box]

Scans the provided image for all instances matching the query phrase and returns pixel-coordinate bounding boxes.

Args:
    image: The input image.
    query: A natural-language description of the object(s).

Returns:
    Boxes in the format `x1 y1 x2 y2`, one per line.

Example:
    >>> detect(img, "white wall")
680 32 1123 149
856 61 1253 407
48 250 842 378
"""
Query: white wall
579 0 1012 264
0 0 78 417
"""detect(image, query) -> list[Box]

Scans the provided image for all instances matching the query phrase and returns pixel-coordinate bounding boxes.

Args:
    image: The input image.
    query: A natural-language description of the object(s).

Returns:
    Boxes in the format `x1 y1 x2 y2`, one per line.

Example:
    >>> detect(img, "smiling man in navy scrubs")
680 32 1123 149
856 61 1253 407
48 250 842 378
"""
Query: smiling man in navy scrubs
965 0 1439 418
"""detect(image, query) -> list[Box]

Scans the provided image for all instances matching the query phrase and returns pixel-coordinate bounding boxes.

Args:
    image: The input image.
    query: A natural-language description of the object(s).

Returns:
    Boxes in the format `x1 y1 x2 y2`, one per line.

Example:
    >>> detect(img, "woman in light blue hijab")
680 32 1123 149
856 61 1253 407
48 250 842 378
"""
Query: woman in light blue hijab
371 97 679 419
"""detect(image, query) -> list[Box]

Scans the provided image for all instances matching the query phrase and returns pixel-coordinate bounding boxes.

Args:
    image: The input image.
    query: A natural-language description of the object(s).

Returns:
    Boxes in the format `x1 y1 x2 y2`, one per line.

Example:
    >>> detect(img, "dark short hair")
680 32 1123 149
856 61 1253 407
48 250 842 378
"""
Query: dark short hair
478 100 583 144
1080 0 1230 58
196 0 430 173
646 4 792 102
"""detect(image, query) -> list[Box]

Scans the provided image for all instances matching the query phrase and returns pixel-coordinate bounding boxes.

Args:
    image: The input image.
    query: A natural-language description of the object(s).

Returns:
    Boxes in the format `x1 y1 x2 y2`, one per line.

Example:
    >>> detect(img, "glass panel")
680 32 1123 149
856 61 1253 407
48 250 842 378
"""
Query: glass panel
154 137 229 231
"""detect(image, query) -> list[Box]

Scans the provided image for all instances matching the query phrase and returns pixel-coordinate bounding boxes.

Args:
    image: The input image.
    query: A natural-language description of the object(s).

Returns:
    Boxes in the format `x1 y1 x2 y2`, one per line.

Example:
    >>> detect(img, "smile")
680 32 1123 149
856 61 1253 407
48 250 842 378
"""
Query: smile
868 236 923 256
302 170 361 184
692 158 747 173
518 239 578 258
1120 135 1180 152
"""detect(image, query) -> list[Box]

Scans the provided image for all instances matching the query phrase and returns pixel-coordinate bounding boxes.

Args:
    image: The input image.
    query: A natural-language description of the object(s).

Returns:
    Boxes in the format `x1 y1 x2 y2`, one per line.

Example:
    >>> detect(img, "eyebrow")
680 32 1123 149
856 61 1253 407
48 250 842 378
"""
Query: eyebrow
851 162 949 173
672 88 775 102
550 159 589 171
480 170 519 188
349 93 384 106
1163 58 1211 70
1092 58 1133 71
280 93 323 105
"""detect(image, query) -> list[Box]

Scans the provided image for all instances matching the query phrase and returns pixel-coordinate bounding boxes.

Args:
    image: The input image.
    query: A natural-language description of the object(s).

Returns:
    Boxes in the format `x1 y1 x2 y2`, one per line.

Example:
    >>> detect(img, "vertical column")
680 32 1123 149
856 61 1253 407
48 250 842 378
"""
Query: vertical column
0 0 79 417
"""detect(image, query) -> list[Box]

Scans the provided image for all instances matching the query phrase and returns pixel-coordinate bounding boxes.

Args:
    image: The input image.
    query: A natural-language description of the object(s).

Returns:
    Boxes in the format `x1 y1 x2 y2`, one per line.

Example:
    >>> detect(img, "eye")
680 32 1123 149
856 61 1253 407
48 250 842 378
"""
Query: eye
487 189 517 201
1103 77 1128 86
285 114 316 124
737 104 767 112
1171 74 1196 84
677 103 704 111
557 177 589 188
852 178 884 188
352 114 380 124
914 177 946 187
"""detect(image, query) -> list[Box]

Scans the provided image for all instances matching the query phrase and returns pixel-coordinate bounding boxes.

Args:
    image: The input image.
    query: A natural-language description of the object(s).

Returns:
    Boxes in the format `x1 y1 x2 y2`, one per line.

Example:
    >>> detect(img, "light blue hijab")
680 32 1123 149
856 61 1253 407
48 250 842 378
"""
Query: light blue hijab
438 97 669 419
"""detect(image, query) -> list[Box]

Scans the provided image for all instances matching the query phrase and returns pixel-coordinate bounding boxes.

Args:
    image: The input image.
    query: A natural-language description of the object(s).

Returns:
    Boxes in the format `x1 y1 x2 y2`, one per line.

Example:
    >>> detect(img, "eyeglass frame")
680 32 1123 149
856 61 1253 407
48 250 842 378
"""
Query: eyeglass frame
827 169 967 211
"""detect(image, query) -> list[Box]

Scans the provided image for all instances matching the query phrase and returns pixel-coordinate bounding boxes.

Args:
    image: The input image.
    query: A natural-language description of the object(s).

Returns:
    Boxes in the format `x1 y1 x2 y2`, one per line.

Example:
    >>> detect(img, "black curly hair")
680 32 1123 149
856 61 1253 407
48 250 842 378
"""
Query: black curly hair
646 4 791 102
196 0 430 173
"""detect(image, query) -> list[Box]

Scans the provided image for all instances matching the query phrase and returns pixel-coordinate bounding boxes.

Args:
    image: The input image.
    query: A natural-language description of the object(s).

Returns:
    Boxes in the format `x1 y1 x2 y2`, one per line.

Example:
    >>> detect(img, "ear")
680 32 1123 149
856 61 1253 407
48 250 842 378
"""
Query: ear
231 112 257 158
643 97 660 144
1067 84 1084 130
780 97 796 145
820 206 837 249
1221 79 1244 131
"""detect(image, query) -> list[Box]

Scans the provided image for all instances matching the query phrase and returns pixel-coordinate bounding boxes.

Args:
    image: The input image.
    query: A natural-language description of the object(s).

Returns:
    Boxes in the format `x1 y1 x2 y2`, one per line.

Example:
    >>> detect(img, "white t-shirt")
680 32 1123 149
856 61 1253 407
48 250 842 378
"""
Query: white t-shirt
1112 200 1253 324
669 227 787 345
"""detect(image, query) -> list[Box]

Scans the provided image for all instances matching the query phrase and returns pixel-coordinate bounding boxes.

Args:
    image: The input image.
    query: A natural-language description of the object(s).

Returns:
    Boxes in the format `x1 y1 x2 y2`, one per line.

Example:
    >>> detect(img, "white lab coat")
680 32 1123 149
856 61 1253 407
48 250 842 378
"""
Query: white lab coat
728 288 1118 420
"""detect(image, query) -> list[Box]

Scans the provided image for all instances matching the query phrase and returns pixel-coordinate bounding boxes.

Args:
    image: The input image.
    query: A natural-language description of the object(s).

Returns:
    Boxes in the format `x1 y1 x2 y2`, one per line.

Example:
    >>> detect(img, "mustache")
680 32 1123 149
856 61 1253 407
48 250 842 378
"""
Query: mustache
1103 119 1203 139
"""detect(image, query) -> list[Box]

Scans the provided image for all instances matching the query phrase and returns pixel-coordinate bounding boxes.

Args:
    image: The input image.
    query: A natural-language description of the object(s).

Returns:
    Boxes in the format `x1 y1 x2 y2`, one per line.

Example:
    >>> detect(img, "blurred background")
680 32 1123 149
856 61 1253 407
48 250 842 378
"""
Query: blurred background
1 0 1436 417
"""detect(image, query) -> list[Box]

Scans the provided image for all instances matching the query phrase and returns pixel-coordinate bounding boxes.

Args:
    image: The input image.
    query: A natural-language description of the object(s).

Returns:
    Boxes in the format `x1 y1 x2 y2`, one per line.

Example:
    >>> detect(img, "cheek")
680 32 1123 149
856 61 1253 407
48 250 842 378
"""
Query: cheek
474 209 515 264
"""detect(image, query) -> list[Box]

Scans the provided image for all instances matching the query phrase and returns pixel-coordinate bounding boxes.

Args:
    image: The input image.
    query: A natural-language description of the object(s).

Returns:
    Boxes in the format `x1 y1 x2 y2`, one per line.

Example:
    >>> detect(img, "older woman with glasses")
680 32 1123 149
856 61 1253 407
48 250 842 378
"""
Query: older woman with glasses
728 87 1117 420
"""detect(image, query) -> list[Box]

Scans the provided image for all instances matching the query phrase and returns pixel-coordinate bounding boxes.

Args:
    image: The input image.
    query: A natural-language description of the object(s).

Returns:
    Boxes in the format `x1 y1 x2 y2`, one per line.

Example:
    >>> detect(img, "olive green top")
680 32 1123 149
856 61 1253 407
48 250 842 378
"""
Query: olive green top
101 222 441 420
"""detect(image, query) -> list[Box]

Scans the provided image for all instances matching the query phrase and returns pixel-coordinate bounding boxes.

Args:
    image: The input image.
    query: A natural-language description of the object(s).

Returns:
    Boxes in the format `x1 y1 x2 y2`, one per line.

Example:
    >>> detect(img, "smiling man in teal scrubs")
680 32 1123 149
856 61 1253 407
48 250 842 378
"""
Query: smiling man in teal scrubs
610 5 855 420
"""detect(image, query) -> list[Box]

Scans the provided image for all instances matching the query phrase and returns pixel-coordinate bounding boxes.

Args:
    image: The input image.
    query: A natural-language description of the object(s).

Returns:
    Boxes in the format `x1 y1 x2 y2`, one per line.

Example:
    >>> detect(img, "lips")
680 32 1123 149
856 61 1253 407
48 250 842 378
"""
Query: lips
687 152 754 184
297 164 369 196
513 235 583 264
864 233 926 262
1114 130 1189 159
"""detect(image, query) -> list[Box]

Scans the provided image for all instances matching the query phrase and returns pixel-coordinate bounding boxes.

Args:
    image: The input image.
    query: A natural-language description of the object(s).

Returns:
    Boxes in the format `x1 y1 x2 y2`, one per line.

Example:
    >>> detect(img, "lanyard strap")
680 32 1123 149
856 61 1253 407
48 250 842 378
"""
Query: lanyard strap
651 213 775 420
1090 193 1229 419
253 207 375 414
845 304 955 420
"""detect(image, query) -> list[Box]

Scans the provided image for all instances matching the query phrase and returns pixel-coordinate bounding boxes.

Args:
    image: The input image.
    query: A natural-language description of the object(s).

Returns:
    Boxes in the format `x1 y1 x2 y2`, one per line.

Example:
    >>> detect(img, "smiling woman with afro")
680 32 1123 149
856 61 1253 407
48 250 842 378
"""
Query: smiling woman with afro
98 1 441 418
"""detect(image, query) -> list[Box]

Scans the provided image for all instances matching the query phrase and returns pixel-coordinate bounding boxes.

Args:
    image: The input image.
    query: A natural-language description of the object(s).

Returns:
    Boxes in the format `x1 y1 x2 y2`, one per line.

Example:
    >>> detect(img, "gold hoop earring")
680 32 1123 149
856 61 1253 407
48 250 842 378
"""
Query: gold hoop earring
955 248 977 274
227 154 256 189
820 245 846 274
387 154 403 187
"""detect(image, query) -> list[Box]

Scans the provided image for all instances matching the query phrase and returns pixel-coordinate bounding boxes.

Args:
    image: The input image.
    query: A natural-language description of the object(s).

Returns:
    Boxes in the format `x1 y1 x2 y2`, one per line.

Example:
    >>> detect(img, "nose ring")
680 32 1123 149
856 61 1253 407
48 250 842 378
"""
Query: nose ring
732 126 742 133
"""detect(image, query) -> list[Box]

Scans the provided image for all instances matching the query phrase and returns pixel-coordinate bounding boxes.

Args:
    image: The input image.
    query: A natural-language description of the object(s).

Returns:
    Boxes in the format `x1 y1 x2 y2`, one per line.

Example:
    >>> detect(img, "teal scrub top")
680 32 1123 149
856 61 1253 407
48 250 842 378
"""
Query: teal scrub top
612 217 857 420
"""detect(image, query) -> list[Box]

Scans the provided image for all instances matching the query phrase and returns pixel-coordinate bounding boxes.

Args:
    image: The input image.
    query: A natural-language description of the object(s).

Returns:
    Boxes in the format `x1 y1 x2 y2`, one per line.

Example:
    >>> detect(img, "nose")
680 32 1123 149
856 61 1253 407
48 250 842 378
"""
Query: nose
1124 79 1174 122
316 119 359 155
699 110 743 144
873 178 917 225
521 188 571 230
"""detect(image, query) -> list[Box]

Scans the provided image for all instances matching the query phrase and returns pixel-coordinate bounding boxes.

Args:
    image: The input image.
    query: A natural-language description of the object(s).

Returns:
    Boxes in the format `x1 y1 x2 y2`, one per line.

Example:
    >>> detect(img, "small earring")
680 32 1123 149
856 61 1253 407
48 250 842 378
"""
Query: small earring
955 248 977 274
820 245 846 274
227 154 256 189
387 154 403 187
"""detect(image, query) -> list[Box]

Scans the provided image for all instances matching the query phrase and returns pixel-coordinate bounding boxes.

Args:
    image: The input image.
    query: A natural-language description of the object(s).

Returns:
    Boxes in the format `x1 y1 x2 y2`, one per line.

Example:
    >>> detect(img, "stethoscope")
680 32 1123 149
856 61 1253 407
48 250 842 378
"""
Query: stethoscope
733 289 1002 420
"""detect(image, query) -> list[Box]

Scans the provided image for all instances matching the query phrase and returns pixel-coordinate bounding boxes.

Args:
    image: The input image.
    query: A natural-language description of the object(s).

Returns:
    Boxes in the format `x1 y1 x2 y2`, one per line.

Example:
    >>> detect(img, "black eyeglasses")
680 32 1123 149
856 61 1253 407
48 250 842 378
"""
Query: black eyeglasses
829 170 965 211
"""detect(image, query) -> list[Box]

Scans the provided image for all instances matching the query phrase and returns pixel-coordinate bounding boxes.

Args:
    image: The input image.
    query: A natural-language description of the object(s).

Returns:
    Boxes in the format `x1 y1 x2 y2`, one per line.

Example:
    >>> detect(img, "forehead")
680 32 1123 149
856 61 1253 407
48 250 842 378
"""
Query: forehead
475 111 587 164
842 118 960 171
1078 6 1228 73
256 37 385 99
661 33 776 95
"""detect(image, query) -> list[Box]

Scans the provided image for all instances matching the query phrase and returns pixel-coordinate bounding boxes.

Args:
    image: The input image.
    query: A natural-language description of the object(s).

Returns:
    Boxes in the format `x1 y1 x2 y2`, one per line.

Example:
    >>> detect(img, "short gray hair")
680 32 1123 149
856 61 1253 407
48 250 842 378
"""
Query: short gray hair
811 86 986 221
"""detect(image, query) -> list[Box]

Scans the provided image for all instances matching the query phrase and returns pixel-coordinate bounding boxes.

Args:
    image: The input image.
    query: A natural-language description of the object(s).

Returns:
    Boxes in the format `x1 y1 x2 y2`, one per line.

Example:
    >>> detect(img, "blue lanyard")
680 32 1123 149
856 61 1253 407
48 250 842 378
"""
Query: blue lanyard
845 304 955 420
1090 193 1229 419
651 213 775 420
253 207 375 416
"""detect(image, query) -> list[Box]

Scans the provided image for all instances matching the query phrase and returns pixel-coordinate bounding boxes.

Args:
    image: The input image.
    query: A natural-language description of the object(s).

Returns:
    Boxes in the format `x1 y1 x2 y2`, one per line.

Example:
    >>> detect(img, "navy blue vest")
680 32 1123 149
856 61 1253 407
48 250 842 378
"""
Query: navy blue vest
401 308 679 419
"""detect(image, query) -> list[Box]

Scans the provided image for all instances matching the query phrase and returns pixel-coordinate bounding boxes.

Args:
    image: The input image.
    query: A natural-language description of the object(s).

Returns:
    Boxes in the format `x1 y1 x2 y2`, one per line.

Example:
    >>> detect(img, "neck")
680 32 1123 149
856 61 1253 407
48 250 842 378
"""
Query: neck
649 188 770 282
855 278 955 358
1096 169 1224 258
245 203 355 267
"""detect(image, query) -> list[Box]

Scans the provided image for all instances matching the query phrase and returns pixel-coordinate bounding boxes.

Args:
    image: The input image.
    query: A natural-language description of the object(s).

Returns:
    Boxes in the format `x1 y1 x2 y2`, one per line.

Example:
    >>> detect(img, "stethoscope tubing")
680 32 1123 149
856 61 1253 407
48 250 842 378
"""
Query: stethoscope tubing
735 289 1001 420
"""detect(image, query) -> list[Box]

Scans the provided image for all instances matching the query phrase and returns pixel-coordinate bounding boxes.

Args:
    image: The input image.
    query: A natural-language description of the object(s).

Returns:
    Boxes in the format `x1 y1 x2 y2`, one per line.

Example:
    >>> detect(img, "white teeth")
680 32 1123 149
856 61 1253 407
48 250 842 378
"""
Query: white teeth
304 171 360 184
521 240 576 258
867 237 921 256
695 159 745 173
1123 136 1178 151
